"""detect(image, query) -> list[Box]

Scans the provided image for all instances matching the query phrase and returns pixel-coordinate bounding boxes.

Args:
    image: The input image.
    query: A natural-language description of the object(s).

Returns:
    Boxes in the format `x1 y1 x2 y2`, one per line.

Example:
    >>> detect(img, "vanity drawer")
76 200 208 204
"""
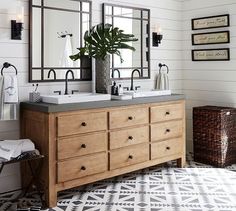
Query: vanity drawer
151 138 182 160
57 132 107 160
151 120 183 141
109 107 149 129
57 152 107 183
110 143 149 170
151 103 183 123
110 126 149 149
57 111 107 137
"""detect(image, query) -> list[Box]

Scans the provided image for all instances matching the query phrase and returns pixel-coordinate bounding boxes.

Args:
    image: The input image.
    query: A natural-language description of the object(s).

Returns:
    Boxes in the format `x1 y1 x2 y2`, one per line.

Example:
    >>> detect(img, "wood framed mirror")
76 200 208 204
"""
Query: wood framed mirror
29 0 92 82
103 3 150 80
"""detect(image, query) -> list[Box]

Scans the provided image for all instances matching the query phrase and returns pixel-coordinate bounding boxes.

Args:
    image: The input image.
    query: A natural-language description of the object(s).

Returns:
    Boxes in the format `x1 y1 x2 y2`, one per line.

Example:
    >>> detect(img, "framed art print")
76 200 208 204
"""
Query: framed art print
192 48 230 61
192 31 230 45
192 14 230 30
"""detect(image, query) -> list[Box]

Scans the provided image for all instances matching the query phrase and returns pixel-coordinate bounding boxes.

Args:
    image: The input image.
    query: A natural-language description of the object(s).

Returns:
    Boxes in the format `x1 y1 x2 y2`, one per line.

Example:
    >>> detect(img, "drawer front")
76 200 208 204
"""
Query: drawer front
58 132 107 160
57 112 107 137
57 152 107 182
151 103 183 123
110 126 149 150
151 120 183 141
151 138 182 160
109 107 149 129
110 144 149 170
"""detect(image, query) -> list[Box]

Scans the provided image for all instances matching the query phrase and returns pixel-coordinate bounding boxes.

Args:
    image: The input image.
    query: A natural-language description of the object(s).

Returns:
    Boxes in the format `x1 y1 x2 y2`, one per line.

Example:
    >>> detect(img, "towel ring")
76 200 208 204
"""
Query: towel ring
158 63 169 74
1 62 18 76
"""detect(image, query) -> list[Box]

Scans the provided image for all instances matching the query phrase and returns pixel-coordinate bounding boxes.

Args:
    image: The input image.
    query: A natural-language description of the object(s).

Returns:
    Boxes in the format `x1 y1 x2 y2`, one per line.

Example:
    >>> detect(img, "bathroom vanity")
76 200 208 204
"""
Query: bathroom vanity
20 95 185 207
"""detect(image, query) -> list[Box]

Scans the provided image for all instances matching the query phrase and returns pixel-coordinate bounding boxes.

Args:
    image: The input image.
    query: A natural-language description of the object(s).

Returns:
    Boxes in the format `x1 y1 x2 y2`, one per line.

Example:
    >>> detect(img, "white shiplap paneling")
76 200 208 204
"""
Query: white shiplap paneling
183 1 235 152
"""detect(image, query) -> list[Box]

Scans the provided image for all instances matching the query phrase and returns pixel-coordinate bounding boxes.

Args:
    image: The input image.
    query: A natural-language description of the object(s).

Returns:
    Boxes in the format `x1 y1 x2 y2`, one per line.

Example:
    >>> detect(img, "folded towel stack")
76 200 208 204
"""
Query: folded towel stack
0 139 35 161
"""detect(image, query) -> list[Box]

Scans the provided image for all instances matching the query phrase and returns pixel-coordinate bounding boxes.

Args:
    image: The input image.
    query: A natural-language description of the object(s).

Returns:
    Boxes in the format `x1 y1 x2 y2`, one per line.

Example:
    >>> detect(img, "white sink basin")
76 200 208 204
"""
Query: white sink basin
123 90 171 98
41 92 111 104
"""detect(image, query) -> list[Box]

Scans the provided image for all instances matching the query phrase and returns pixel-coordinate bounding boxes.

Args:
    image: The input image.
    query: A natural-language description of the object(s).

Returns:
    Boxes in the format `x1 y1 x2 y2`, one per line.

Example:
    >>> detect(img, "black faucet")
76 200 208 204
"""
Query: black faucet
47 69 56 80
111 69 121 78
130 69 141 91
64 70 75 95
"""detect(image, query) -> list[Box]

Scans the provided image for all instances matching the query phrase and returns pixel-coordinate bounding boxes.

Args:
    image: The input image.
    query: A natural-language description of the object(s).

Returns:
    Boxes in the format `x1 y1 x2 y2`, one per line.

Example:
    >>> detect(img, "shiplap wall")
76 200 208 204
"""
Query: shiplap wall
0 0 183 192
182 0 235 151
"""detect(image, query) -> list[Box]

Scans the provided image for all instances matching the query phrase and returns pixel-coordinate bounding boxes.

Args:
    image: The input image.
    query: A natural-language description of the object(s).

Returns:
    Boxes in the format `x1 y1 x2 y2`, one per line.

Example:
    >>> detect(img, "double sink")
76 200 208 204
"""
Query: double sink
41 90 171 104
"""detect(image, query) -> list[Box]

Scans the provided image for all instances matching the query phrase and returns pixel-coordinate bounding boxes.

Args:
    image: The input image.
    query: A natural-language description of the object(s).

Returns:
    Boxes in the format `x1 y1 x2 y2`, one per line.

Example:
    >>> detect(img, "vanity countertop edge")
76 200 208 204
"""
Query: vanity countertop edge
20 94 185 113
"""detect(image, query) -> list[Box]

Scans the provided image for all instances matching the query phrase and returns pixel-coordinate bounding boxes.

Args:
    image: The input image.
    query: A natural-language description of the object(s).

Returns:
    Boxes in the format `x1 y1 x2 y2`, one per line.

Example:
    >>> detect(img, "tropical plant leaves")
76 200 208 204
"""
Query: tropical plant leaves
70 23 138 62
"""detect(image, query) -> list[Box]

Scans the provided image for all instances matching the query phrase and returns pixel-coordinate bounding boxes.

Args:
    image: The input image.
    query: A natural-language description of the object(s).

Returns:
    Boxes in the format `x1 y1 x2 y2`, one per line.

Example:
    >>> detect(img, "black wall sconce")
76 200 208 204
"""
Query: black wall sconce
11 20 23 40
153 32 163 47
11 7 24 40
152 25 163 47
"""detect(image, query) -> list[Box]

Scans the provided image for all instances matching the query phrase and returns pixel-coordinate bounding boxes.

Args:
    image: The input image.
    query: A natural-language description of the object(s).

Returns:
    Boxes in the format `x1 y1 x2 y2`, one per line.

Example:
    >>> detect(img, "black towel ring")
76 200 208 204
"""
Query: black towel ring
1 62 18 76
158 63 169 74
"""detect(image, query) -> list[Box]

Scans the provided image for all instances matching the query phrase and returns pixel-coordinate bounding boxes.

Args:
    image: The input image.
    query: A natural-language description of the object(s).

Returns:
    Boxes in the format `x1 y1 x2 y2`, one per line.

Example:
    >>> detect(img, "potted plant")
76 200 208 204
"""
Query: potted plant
70 23 138 94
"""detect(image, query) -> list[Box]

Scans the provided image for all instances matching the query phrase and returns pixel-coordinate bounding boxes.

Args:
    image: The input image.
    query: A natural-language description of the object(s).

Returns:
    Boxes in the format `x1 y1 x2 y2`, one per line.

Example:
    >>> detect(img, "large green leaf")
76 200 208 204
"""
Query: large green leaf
70 23 138 62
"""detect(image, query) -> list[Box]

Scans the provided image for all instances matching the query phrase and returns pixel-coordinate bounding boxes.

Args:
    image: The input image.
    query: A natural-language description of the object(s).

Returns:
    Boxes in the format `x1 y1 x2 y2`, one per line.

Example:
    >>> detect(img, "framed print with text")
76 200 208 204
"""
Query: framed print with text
192 48 230 61
192 14 230 30
192 31 230 45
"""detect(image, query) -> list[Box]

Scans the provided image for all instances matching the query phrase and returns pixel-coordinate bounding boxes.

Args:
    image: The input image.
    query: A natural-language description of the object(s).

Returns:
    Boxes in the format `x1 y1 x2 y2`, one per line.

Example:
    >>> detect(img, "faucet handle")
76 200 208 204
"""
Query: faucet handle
72 90 79 94
54 91 61 95
123 87 130 91
135 86 141 91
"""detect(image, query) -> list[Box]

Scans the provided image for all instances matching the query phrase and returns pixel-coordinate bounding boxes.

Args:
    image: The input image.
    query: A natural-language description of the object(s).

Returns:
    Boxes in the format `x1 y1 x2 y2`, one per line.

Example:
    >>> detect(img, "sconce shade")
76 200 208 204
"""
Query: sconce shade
11 20 23 40
152 32 163 47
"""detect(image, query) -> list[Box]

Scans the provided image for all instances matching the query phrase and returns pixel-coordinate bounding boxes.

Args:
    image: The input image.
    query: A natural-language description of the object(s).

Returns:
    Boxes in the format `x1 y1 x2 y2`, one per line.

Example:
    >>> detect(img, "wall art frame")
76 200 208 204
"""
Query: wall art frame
192 48 230 61
192 14 230 30
192 31 230 45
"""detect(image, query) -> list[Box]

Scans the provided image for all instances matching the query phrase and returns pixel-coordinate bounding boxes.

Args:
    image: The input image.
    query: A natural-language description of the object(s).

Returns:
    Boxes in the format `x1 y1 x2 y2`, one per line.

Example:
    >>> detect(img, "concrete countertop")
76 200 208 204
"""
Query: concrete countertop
20 94 185 113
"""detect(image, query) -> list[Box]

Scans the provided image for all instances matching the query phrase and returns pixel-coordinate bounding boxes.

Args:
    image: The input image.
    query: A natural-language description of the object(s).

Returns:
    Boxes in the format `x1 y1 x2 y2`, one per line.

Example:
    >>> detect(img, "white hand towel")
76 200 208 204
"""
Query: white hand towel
60 36 74 68
3 75 18 104
0 75 18 120
155 73 169 90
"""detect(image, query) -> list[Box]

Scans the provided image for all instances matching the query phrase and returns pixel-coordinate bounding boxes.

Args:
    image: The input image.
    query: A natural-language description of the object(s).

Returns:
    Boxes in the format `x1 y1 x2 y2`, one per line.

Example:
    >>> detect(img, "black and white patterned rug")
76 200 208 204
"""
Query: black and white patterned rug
1 153 236 211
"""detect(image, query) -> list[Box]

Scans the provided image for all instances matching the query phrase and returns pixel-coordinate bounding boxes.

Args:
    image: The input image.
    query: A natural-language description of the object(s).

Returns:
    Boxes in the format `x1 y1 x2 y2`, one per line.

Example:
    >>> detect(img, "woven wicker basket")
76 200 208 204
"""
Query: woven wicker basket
193 106 236 167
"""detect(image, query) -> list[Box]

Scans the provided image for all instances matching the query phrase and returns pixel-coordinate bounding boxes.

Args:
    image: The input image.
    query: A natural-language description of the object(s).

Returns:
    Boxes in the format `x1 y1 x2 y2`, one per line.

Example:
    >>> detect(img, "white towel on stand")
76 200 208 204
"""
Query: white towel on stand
155 72 169 90
0 139 35 161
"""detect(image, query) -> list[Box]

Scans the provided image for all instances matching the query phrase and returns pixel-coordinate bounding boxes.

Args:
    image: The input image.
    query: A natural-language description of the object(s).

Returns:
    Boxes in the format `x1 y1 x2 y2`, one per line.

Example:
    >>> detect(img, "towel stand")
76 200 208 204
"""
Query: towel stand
0 152 45 207
158 63 169 74
1 62 18 76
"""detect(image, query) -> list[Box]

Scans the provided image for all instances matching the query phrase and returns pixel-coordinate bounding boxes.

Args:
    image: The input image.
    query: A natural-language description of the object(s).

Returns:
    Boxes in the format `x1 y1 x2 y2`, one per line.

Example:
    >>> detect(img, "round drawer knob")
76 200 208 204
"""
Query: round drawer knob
128 136 133 140
128 155 133 159
81 144 86 148
81 122 87 127
166 129 171 133
165 111 170 115
81 166 86 171
166 147 170 150
128 116 133 120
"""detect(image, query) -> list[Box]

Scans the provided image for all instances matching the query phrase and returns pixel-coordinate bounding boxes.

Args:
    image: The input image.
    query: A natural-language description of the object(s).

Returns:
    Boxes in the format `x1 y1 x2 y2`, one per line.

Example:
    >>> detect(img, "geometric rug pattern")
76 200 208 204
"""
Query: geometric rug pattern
1 153 236 211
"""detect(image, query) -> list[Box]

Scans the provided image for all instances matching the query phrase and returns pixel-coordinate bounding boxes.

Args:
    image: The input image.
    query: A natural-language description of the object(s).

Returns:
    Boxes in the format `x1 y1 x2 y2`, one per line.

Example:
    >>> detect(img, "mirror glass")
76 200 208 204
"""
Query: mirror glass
103 4 150 79
30 0 92 82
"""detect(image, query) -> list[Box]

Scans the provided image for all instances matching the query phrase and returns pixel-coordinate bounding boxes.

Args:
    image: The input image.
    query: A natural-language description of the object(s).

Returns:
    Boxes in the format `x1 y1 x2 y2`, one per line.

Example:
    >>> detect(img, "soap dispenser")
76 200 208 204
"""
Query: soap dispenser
111 81 117 95
118 84 124 95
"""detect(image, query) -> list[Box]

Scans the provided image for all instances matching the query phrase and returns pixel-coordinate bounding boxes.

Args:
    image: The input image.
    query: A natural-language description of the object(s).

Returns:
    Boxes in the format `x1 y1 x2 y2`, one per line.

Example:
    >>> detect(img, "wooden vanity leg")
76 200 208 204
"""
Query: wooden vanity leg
45 188 57 208
177 156 186 168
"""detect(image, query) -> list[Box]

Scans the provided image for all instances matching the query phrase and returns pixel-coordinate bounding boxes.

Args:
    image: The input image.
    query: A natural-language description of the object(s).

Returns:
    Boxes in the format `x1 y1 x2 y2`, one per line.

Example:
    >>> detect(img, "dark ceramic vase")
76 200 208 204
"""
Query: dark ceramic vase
95 55 111 94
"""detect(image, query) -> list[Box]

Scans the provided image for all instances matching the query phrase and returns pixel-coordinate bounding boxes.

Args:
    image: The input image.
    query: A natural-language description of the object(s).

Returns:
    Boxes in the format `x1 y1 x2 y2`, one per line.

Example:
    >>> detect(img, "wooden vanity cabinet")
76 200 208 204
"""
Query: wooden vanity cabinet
20 100 185 207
